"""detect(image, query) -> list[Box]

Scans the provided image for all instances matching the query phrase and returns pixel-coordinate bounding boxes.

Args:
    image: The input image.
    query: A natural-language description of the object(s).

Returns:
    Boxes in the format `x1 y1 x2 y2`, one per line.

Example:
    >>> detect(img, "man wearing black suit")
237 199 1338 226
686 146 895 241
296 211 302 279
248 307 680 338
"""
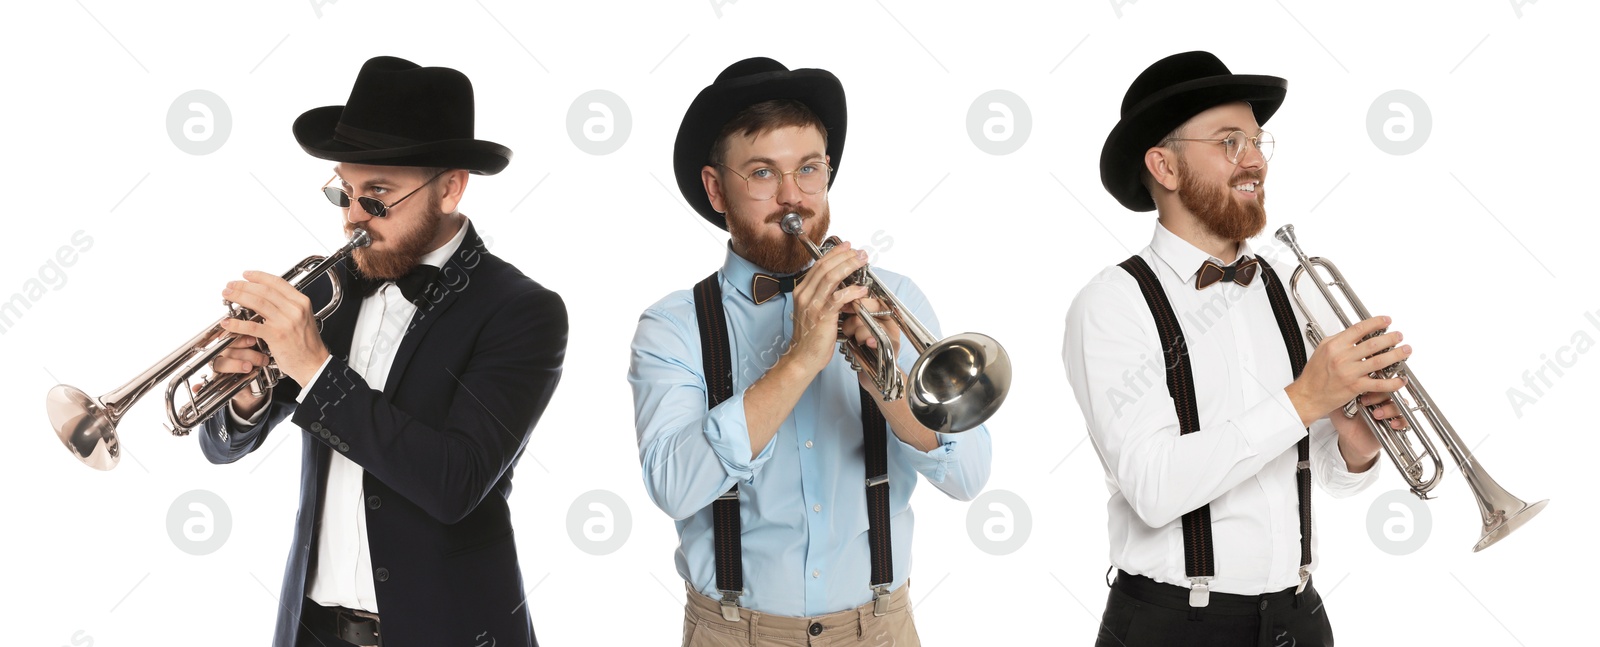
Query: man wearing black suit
198 56 565 647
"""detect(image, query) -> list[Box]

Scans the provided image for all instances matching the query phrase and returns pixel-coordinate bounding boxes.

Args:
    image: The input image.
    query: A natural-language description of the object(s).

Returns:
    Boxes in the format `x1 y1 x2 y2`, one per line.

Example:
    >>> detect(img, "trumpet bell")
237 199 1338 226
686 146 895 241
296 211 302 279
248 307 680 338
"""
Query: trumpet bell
1474 497 1549 553
47 385 119 471
908 332 1011 434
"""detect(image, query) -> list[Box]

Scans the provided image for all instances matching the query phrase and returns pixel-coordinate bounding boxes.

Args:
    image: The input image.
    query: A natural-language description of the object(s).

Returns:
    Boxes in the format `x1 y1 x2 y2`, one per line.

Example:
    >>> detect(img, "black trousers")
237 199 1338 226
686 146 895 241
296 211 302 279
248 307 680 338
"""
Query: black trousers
1094 570 1335 647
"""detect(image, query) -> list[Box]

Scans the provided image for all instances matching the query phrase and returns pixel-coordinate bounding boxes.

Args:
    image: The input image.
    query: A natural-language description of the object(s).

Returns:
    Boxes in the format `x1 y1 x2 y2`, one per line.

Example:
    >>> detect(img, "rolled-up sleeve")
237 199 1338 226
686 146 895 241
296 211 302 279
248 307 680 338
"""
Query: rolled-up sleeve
882 275 992 501
631 304 777 520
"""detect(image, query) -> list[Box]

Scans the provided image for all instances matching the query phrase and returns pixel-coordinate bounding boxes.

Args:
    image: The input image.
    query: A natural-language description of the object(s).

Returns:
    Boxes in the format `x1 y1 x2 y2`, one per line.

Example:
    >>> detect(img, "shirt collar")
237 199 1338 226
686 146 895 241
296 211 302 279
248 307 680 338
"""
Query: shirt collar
1149 221 1257 283
720 243 813 303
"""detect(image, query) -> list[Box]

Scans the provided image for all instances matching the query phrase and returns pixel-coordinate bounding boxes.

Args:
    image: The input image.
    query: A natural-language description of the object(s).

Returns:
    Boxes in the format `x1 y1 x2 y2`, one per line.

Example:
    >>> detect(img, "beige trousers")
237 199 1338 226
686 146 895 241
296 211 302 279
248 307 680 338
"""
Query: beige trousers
681 584 920 646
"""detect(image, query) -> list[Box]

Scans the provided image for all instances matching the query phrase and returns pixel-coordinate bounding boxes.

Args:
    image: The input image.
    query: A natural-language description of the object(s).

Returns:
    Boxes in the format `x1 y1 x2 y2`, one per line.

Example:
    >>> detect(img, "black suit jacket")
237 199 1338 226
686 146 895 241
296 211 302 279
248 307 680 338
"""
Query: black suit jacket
199 222 565 647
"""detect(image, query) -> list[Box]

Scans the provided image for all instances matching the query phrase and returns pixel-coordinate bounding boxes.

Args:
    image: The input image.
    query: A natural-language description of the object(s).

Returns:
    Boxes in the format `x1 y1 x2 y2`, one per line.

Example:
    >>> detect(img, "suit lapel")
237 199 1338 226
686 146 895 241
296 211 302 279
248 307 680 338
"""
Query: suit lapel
382 221 489 395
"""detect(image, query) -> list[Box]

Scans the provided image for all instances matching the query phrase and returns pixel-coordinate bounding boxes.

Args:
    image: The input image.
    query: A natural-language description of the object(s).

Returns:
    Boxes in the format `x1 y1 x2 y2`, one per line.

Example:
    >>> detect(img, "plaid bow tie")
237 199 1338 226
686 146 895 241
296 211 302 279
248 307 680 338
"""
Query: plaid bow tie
751 269 808 305
1195 257 1260 290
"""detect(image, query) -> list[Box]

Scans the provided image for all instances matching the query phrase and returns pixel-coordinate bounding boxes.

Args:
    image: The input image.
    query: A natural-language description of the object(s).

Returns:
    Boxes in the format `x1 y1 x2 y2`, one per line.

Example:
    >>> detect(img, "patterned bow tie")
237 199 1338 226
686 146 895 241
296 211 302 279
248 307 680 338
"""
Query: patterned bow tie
1195 257 1260 290
751 269 808 305
350 264 442 304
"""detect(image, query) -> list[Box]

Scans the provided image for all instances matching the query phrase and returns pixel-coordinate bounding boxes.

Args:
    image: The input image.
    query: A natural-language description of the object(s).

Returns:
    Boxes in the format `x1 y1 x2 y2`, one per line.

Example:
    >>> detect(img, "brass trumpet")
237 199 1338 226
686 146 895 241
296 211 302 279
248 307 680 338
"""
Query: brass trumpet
780 212 1010 433
1275 224 1548 551
46 229 371 470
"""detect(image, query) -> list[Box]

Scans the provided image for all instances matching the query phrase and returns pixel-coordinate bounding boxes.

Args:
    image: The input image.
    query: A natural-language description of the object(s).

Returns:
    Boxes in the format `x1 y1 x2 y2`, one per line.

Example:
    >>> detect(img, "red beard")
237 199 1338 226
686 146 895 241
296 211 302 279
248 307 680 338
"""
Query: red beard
728 203 831 274
1177 155 1267 243
344 200 444 280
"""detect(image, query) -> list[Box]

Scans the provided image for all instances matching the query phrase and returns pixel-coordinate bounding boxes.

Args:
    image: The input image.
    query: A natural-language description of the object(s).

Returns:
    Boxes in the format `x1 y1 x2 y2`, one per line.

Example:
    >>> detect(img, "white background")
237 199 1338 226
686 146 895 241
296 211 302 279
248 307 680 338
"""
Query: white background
1 1 1593 645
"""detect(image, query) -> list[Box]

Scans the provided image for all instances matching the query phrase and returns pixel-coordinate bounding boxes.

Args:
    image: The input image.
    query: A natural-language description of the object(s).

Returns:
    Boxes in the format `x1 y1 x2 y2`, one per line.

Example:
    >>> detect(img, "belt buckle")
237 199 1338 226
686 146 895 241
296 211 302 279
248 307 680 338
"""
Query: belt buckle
334 608 381 647
1188 577 1212 608
718 590 743 622
871 585 891 617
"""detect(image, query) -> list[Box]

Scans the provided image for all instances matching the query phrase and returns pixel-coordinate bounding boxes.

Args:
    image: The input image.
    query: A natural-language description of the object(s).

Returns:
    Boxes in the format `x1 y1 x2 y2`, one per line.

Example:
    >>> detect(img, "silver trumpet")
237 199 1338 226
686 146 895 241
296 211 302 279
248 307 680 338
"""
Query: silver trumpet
780 213 1010 433
46 229 371 470
1275 224 1548 551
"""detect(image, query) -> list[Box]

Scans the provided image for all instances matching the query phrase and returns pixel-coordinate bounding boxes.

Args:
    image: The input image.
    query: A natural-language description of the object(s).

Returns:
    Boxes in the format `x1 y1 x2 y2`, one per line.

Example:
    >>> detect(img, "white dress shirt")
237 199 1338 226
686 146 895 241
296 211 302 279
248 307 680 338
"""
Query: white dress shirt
232 219 470 612
1063 222 1378 596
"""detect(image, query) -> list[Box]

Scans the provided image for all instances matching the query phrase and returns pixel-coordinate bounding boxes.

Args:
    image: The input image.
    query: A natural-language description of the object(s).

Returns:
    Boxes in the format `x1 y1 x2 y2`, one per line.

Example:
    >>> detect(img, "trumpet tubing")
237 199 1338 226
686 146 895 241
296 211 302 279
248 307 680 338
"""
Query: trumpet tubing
779 213 1010 433
46 229 371 470
1274 224 1548 551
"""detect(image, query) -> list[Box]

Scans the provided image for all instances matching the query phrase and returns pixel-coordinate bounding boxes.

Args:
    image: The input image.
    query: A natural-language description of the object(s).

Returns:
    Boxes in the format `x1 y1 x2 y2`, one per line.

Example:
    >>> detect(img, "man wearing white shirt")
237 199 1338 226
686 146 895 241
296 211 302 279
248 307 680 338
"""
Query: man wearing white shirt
1064 51 1411 646
198 56 565 647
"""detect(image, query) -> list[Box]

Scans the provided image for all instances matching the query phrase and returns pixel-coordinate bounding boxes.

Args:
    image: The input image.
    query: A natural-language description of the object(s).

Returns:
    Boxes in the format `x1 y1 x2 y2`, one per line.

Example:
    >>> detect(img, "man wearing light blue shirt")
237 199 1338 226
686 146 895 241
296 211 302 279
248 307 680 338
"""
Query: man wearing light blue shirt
630 57 992 646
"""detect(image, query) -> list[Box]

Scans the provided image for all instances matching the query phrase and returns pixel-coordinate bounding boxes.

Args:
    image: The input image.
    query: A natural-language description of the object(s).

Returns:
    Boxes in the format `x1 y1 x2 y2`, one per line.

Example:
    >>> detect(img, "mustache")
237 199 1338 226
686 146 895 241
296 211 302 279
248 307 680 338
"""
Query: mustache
765 207 817 225
1229 170 1265 185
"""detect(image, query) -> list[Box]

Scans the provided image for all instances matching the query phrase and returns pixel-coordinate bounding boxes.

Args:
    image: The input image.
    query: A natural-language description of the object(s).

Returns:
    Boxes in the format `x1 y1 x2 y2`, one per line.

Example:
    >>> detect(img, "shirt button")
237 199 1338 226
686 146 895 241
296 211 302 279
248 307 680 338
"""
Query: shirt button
805 440 813 448
809 622 823 636
812 569 820 578
375 567 389 582
366 495 381 509
813 504 822 512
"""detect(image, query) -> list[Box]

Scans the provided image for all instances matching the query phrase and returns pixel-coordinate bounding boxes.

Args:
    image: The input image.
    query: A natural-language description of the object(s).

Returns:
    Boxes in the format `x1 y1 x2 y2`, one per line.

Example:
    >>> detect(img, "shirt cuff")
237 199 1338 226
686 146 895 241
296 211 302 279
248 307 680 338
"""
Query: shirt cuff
1314 418 1382 492
896 432 958 483
294 355 335 405
1234 388 1313 454
227 400 267 428
702 390 774 483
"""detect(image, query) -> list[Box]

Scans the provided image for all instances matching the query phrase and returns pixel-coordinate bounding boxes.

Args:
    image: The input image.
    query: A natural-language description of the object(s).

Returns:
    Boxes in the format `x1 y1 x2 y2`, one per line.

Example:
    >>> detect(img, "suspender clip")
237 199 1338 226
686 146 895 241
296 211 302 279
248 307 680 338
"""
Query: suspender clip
1188 577 1212 608
718 590 743 622
1297 460 1310 471
1296 567 1310 594
871 585 891 617
865 474 888 488
716 489 738 501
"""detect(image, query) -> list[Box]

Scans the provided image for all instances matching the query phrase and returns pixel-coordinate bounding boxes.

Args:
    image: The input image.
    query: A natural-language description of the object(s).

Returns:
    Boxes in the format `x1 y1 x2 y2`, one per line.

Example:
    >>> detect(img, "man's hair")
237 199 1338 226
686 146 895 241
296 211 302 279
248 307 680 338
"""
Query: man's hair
709 99 828 166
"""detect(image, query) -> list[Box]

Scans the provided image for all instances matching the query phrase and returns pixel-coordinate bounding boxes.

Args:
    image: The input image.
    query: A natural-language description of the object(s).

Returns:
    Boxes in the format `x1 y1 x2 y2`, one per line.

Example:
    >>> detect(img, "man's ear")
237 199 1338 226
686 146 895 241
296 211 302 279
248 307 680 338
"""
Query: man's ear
1144 146 1180 193
702 165 727 214
439 169 470 213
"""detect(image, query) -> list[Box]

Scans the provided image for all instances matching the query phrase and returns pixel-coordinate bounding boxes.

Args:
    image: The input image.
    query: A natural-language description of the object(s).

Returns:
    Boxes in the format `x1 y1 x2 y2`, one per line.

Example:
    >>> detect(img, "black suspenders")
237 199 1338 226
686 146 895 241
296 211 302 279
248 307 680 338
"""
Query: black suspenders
1117 256 1311 607
691 272 894 620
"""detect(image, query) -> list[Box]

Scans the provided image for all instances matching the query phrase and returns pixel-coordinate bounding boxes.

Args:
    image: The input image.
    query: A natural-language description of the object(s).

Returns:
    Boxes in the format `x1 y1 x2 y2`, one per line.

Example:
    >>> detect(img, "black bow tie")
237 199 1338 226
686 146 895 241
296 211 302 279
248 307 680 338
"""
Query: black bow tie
350 264 441 304
751 268 809 305
1195 257 1260 290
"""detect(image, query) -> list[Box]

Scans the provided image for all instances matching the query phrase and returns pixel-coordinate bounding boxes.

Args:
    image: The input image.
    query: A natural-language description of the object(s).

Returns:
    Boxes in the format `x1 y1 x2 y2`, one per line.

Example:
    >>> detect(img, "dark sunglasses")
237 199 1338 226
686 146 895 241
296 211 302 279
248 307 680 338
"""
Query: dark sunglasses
321 170 448 218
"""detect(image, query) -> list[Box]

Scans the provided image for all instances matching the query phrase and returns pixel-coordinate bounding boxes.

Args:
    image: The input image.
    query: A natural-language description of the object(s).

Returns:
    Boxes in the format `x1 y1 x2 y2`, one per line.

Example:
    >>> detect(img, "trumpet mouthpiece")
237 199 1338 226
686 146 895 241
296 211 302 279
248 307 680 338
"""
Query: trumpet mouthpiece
780 213 805 235
1274 224 1296 244
349 228 372 248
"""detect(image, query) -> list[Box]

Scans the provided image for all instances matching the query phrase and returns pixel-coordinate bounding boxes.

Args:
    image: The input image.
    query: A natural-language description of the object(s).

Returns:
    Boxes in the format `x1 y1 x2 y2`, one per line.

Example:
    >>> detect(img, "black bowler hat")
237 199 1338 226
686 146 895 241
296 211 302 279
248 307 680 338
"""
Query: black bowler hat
293 56 512 175
673 57 847 230
1100 51 1286 212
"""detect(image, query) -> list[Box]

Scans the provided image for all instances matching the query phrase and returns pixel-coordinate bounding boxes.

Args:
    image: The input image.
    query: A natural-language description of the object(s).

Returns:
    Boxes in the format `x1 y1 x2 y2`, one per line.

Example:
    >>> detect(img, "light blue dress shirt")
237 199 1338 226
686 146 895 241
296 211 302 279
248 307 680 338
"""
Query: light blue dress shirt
629 246 993 617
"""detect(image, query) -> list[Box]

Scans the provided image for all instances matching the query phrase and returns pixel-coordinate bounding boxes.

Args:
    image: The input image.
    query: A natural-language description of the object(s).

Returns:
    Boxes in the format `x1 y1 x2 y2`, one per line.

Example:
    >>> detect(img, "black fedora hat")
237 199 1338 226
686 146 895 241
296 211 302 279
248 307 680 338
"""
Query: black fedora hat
673 57 847 230
1100 51 1286 212
293 56 512 175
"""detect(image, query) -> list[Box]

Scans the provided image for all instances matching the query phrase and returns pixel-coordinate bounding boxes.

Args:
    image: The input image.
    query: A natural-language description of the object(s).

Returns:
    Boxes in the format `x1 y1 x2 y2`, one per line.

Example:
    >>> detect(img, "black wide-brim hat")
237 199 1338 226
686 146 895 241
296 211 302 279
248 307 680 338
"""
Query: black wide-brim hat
293 56 511 175
674 57 847 230
1100 51 1286 212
